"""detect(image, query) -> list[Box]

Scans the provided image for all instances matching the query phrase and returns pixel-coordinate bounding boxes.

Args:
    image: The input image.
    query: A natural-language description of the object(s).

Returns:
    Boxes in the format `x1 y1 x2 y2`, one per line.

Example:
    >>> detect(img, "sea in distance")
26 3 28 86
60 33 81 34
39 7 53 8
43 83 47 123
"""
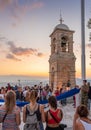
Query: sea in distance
0 75 91 88
0 75 49 88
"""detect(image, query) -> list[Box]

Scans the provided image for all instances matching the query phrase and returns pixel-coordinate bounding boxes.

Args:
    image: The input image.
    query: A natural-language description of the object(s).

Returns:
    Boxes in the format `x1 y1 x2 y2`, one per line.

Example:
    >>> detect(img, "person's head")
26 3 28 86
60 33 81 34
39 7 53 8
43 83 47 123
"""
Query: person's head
48 96 57 110
25 86 29 90
5 90 16 112
18 86 22 92
83 80 87 85
76 105 89 118
1 87 5 94
29 90 38 102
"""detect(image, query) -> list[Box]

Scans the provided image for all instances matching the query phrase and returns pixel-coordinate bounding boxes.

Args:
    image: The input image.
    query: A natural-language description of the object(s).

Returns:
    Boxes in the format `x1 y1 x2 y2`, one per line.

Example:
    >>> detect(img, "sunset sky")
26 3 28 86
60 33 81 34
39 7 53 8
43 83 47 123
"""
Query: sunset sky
0 0 91 78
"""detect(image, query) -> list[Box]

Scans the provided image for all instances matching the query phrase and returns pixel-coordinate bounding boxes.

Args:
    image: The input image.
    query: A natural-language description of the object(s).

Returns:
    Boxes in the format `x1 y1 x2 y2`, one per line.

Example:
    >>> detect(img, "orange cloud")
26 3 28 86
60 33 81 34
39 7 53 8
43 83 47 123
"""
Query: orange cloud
36 52 45 57
6 53 21 61
7 41 37 56
0 39 46 61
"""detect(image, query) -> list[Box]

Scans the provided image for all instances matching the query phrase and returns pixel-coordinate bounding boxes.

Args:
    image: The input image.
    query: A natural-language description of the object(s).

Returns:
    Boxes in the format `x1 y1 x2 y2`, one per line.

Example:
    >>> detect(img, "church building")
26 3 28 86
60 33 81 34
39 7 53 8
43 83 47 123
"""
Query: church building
49 17 76 91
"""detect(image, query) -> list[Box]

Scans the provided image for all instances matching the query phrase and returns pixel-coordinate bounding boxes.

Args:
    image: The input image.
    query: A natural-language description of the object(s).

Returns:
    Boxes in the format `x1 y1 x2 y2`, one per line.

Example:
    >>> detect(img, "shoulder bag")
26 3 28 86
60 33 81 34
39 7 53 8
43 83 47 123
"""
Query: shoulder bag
49 110 67 130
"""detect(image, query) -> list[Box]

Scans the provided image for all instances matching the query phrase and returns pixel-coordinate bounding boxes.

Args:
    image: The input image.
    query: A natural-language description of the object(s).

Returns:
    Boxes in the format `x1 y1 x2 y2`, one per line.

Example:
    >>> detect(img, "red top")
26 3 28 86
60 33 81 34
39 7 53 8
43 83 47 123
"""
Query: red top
48 109 61 124
55 90 60 96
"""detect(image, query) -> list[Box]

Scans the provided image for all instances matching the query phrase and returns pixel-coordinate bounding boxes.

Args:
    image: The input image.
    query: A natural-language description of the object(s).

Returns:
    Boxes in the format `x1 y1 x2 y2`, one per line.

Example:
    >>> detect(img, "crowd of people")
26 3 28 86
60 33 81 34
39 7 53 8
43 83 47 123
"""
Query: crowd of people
0 80 91 130
0 89 64 130
0 81 70 104
0 83 52 102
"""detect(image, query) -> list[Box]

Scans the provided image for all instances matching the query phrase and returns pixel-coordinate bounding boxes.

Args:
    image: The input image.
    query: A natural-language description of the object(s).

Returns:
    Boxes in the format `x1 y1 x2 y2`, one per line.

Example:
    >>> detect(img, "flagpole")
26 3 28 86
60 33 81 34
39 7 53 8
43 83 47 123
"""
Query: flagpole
81 0 86 80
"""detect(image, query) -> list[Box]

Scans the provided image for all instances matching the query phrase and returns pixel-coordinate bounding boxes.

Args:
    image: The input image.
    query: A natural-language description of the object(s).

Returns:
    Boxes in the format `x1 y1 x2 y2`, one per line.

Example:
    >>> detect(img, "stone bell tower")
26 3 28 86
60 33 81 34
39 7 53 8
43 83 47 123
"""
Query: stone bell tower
49 17 76 91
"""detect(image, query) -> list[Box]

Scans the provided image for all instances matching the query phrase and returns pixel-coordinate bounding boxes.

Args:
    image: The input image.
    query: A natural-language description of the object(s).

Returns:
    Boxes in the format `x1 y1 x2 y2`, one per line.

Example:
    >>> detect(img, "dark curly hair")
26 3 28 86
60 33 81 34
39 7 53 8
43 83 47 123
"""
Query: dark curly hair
48 96 57 109
77 105 89 117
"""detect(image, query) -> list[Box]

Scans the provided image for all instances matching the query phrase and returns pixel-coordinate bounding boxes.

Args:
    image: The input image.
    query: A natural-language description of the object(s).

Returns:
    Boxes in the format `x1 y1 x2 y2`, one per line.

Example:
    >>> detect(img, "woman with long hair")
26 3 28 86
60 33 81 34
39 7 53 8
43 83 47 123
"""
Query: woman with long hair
0 90 21 130
73 105 91 130
45 96 63 130
23 90 45 130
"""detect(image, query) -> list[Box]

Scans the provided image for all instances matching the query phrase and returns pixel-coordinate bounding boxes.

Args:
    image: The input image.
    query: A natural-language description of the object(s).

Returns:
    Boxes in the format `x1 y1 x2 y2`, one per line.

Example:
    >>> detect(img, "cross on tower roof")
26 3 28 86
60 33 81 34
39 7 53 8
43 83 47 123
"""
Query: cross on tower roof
59 10 64 24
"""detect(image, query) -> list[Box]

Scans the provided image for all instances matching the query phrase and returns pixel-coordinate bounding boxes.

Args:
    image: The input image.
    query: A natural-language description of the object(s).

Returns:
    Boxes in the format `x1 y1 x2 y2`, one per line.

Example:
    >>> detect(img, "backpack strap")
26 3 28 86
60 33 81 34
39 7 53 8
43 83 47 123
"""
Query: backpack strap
35 104 42 121
26 104 39 116
26 105 30 116
26 104 35 116
37 104 40 112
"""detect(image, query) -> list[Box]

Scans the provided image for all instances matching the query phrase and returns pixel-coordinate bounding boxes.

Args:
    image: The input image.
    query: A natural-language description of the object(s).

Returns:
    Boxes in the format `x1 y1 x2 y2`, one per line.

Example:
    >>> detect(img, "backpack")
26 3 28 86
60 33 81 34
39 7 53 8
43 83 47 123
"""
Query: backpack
23 104 41 130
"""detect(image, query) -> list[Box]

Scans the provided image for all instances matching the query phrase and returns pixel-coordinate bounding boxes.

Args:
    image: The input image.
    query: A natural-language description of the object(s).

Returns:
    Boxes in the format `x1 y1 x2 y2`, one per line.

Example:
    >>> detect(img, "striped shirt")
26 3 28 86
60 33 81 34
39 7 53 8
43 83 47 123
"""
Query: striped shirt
0 105 20 130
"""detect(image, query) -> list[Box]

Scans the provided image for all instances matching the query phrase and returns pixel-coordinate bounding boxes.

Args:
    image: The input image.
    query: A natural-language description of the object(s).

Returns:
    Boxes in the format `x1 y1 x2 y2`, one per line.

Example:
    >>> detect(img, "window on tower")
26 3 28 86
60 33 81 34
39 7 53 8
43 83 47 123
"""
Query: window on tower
52 38 56 54
61 36 68 52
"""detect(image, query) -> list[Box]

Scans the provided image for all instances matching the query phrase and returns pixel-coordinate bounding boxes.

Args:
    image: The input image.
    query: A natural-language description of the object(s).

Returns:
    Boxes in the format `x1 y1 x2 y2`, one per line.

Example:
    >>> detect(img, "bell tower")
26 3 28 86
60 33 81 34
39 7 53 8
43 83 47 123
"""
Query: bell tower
49 16 76 91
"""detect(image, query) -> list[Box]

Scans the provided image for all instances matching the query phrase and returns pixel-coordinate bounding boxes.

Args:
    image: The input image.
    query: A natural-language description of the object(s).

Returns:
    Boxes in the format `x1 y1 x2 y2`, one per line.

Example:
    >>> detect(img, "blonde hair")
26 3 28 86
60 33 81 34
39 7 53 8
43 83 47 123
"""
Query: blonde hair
5 90 16 113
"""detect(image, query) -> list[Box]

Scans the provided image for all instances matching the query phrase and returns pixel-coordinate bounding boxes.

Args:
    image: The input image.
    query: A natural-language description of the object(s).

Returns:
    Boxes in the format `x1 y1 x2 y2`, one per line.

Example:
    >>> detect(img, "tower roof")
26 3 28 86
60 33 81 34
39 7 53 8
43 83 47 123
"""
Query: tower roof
53 12 69 31
54 23 69 31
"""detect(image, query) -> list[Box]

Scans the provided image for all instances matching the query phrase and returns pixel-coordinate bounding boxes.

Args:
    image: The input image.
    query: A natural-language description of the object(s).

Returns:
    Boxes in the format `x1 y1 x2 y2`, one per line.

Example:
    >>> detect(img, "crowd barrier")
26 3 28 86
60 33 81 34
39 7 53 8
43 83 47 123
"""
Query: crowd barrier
0 88 80 106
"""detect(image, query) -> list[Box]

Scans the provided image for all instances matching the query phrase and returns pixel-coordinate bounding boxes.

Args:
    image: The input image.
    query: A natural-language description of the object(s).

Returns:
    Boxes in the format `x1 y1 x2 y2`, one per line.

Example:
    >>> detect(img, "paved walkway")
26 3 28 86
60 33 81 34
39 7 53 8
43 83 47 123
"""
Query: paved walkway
65 127 72 130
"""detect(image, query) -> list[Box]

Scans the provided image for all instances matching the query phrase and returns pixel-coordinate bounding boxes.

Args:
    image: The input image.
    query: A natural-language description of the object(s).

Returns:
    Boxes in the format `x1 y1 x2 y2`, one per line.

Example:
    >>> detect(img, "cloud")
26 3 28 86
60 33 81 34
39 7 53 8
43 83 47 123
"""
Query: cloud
0 37 45 61
12 23 17 27
11 1 44 22
6 41 45 59
6 53 21 61
7 41 38 56
0 0 13 11
29 1 44 11
36 52 45 57
0 0 44 25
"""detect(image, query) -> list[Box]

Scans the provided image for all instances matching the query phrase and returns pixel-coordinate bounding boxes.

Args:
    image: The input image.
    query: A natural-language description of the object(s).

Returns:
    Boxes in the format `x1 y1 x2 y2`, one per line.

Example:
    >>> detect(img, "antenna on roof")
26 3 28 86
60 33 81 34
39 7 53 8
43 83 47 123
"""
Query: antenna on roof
59 9 64 24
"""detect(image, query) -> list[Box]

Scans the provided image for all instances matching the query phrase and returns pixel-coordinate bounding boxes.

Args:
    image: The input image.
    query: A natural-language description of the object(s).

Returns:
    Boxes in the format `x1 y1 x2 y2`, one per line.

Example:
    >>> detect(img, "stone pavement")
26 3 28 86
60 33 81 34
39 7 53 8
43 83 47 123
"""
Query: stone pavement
65 127 72 130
